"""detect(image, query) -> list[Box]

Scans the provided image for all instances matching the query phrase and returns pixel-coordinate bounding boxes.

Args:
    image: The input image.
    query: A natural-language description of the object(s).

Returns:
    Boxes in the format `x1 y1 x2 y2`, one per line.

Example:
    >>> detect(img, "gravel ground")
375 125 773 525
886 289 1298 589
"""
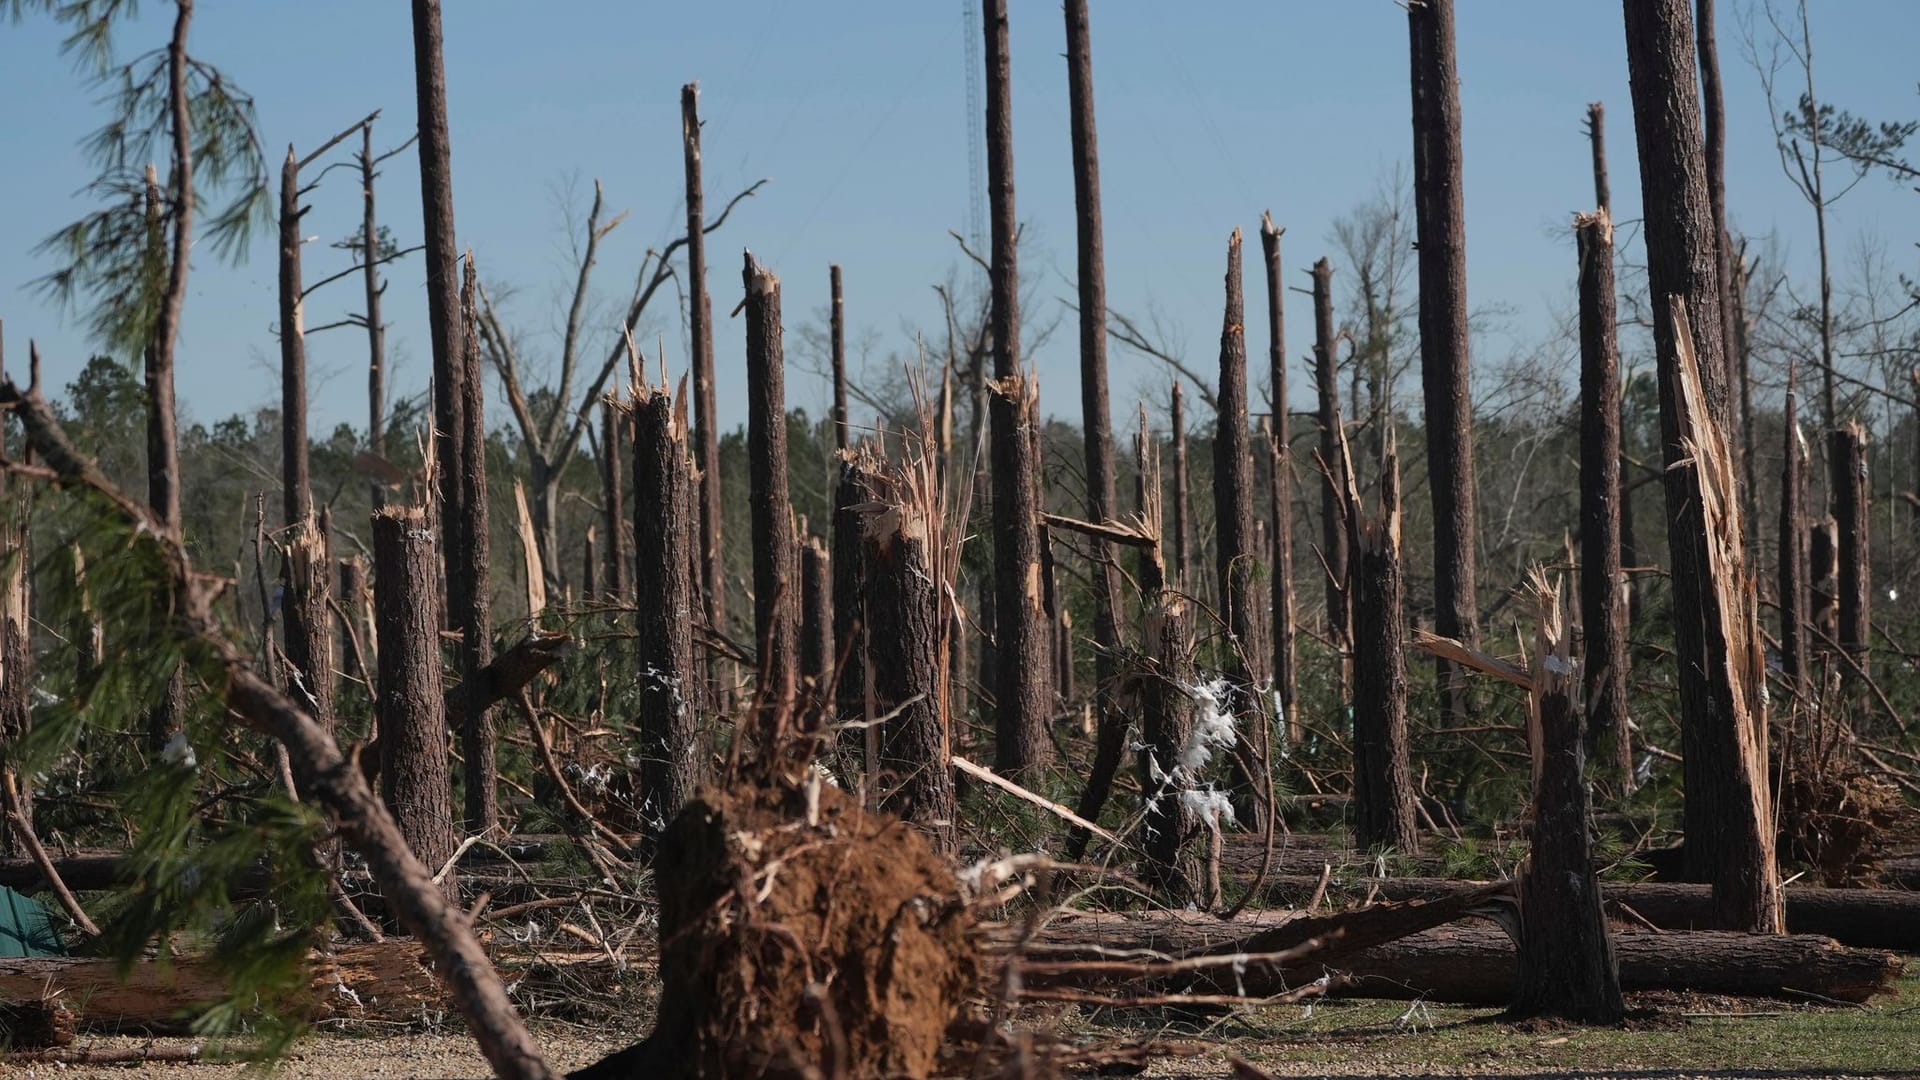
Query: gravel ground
1 1031 632 1079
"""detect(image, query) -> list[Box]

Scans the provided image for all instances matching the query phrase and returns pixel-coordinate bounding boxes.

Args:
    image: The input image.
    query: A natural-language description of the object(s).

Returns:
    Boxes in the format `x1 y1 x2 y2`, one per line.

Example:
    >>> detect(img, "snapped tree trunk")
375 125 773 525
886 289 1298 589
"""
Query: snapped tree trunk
372 505 458 905
1134 410 1198 906
600 399 628 601
1312 258 1350 683
742 253 799 735
282 519 335 741
1261 214 1297 744
1696 0 1740 440
630 382 700 851
982 0 1053 782
1809 515 1838 643
454 260 497 832
830 264 848 451
360 124 390 512
1347 444 1416 854
1212 228 1270 816
1830 422 1870 673
1576 210 1631 791
800 534 832 714
337 555 369 704
1063 0 1125 858
1170 382 1192 592
832 452 878 777
863 480 956 853
1622 0 1781 933
1779 381 1810 697
1407 0 1480 730
682 84 726 663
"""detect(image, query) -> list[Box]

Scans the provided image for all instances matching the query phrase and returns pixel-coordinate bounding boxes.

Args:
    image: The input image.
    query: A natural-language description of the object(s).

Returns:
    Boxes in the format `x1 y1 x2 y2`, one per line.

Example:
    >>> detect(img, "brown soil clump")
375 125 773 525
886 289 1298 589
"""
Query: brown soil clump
570 769 976 1079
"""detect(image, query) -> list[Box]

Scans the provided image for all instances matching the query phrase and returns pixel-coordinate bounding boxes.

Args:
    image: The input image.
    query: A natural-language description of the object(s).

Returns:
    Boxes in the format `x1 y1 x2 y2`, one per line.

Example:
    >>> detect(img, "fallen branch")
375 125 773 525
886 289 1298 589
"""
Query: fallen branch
950 755 1117 845
1 768 99 937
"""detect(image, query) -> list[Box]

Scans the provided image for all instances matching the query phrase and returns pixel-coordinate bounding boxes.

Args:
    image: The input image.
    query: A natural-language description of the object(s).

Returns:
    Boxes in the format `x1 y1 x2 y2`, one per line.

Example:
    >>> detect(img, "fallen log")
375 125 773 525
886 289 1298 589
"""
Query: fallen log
1252 874 1920 952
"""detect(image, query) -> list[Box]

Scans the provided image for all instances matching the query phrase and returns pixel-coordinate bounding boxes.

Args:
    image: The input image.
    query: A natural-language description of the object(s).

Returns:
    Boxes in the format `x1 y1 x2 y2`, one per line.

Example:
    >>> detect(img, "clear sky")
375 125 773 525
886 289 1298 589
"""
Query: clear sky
1 1 1914 440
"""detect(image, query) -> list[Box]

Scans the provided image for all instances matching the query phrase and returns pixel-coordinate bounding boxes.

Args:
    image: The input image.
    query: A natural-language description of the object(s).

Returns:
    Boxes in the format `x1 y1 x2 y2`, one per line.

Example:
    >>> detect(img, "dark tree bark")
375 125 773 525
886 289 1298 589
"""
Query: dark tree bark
1312 258 1350 676
1212 229 1270 814
338 555 368 703
682 84 726 654
1623 0 1781 933
1170 382 1191 591
800 534 833 712
283 519 335 740
600 399 628 601
1587 102 1612 212
0 464 29 847
1778 380 1809 698
1577 211 1631 790
1348 448 1417 854
630 384 699 849
1260 214 1297 743
1134 410 1198 906
1407 0 1480 732
830 264 848 451
865 487 956 852
1512 607 1624 1023
279 145 313 531
742 253 798 732
409 0 465 572
1810 516 1838 643
454 259 496 832
372 505 458 905
1063 0 1126 859
832 453 877 774
1830 422 1870 669
1696 0 1739 419
982 0 1053 781
359 124 391 512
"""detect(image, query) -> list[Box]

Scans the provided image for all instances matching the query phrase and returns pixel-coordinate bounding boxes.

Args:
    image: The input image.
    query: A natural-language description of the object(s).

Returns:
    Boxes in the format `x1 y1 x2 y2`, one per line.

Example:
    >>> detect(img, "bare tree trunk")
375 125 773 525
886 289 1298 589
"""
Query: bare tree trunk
982 0 1053 781
373 505 457 904
1170 382 1192 592
1779 377 1809 699
742 253 798 734
0 426 29 848
1261 215 1298 744
830 264 848 451
1730 251 1758 532
360 125 390 512
1809 516 1839 643
454 259 496 832
1134 409 1197 905
1577 210 1631 791
1512 592 1623 1023
1312 258 1350 682
1348 446 1416 854
1407 0 1480 733
682 84 726 662
630 383 699 853
800 534 833 712
1063 0 1125 858
338 555 368 703
1623 0 1782 933
1696 0 1739 428
283 519 335 739
832 453 876 776
1830 422 1870 671
1213 229 1270 815
600 399 628 601
409 0 465 575
865 483 956 852
582 527 598 601
279 146 313 531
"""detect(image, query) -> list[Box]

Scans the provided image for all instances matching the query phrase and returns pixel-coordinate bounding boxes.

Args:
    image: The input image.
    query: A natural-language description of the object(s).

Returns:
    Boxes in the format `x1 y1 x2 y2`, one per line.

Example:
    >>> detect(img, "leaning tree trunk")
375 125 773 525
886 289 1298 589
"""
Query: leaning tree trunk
1063 0 1126 859
1407 0 1479 732
454 260 496 832
1831 423 1870 678
1576 210 1631 791
631 382 700 852
865 478 957 853
682 83 726 671
982 0 1053 781
743 253 799 734
1261 214 1297 744
372 504 459 904
1622 0 1782 933
1778 377 1810 702
1134 409 1198 906
1348 444 1417 854
600 398 628 601
1512 587 1624 1023
1212 228 1270 817
1312 258 1350 684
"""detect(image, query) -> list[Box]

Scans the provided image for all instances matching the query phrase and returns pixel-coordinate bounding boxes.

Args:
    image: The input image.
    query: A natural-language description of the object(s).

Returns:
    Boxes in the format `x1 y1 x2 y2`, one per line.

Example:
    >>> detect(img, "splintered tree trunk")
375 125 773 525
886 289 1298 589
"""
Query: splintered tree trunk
1810 517 1838 643
338 555 368 699
1513 593 1624 1022
1261 215 1298 743
1312 258 1350 676
1063 0 1126 858
1779 382 1809 699
1623 0 1781 933
830 264 848 450
1830 424 1870 672
600 400 628 601
742 253 798 731
1348 449 1417 854
865 484 956 852
1407 0 1479 729
982 0 1053 781
631 384 699 848
832 453 878 775
283 519 335 738
372 505 458 904
1212 229 1270 813
800 535 832 711
682 84 726 658
1170 382 1192 591
1696 0 1739 424
454 260 496 832
360 124 389 511
1576 211 1631 790
1135 411 1198 905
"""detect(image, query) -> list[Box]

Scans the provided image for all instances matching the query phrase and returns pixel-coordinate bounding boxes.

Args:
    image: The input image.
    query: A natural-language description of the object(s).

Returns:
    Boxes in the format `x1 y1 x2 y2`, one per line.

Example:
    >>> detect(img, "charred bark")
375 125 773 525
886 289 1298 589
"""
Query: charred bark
630 383 700 849
372 505 458 905
1347 447 1416 854
682 84 726 655
1312 258 1350 675
1261 214 1297 743
1576 211 1631 790
982 0 1053 781
1407 0 1479 730
864 485 956 852
1212 229 1270 814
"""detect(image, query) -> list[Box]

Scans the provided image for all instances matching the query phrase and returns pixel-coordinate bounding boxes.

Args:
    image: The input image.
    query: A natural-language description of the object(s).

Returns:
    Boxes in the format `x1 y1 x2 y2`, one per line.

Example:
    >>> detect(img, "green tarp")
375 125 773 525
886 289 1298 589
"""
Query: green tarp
0 884 66 957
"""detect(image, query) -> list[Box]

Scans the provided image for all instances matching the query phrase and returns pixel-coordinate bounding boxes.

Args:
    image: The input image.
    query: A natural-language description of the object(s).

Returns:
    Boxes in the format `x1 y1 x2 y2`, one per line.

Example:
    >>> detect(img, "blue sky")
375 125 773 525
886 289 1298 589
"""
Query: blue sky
1 1 1914 439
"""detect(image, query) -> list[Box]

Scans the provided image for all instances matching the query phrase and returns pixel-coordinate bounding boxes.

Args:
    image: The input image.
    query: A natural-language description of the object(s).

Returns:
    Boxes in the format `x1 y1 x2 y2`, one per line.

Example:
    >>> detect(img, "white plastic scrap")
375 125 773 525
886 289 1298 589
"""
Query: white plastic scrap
1180 788 1237 830
161 729 197 769
1180 677 1238 772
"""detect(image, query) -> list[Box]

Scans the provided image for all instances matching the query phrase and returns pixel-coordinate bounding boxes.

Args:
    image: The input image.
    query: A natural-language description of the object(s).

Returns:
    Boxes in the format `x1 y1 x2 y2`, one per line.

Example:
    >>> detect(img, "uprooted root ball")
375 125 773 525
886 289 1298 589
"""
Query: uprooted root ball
571 771 977 1079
